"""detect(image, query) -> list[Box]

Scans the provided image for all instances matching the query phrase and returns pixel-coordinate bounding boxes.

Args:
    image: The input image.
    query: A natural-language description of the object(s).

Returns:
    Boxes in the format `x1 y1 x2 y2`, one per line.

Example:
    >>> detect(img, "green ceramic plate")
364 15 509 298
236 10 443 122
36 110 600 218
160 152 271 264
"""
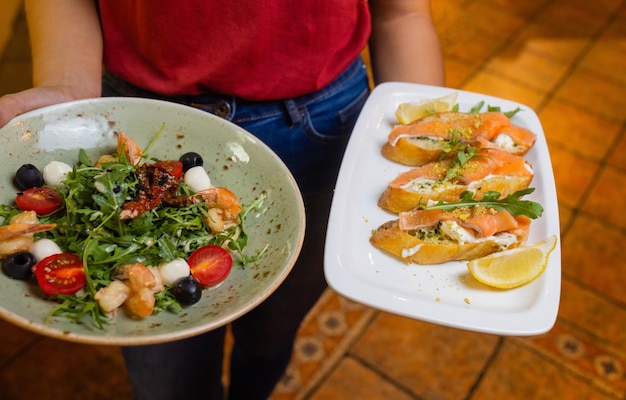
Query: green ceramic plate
0 97 304 345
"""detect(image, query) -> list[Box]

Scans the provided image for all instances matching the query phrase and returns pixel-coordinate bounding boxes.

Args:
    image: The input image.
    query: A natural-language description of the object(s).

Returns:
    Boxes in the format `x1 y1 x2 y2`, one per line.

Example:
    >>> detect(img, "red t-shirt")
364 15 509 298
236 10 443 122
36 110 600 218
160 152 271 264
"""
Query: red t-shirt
98 1 371 100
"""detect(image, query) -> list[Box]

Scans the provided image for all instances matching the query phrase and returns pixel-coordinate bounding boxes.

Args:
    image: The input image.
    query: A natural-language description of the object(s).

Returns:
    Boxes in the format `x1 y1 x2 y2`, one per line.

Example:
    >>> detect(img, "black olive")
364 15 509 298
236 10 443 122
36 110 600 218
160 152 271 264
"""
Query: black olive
15 164 44 190
179 152 204 172
3 251 36 280
171 275 203 305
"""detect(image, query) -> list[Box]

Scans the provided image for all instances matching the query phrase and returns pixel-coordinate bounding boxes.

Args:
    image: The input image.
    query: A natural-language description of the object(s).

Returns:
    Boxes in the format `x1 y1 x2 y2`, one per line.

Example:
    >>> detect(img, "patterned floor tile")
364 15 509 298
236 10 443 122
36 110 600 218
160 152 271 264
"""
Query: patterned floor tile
474 336 617 400
561 214 626 304
554 68 626 122
484 46 571 92
269 290 376 400
309 357 414 400
537 144 600 210
350 312 499 400
516 321 626 398
539 98 622 162
460 71 546 110
580 166 626 230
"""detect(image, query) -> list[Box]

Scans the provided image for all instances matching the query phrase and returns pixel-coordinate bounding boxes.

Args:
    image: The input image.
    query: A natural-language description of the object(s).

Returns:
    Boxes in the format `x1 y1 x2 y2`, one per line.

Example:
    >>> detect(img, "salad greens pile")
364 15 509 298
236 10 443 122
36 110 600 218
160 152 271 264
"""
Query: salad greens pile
1 142 266 328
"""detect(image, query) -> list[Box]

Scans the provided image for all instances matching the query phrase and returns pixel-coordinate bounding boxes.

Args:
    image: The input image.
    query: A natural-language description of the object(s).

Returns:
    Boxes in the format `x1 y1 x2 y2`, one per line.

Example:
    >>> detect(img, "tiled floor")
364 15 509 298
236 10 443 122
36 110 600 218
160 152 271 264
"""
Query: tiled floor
1 1 626 399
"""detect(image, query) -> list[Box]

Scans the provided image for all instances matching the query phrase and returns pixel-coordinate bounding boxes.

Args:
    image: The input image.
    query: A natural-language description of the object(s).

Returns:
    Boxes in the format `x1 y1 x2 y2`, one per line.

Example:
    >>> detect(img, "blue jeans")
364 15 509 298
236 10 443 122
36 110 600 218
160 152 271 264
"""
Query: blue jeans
104 58 370 400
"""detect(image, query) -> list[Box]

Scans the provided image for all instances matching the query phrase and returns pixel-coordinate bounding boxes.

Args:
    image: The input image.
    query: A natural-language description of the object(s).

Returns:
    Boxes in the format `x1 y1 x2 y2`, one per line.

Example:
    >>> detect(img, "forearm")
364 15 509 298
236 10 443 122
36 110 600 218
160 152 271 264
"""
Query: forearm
25 0 103 97
368 0 445 86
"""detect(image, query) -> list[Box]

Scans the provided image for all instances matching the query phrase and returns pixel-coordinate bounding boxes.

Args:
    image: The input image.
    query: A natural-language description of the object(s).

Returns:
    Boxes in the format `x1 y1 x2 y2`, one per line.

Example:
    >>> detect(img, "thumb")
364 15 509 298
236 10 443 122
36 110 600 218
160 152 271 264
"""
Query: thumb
0 87 79 128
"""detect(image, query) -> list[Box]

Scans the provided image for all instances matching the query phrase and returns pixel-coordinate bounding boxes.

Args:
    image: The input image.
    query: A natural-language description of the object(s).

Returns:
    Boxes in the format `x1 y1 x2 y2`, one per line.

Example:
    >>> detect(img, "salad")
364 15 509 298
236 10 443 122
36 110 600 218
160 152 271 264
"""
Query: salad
0 130 266 328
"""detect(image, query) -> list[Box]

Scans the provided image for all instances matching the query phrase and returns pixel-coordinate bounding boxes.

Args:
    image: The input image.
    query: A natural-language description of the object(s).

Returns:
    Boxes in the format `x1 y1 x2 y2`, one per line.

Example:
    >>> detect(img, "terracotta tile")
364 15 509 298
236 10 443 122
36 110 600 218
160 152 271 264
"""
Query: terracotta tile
608 131 626 170
554 68 626 122
431 0 470 26
539 98 622 162
561 213 626 304
517 321 626 398
445 27 509 63
461 2 526 37
444 57 480 89
511 22 591 64
0 338 132 400
558 204 573 234
351 312 499 400
559 278 626 349
553 0 625 16
581 166 626 230
607 5 626 35
475 0 548 19
534 0 613 36
484 46 570 92
472 335 617 399
580 32 626 86
547 145 599 209
271 291 376 400
309 357 413 400
461 71 546 110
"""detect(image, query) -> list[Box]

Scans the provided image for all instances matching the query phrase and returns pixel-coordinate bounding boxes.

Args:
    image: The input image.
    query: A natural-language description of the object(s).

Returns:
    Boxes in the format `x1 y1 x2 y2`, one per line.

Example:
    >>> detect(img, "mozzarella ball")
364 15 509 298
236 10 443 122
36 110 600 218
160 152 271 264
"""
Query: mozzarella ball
43 161 72 187
29 239 62 262
158 258 191 287
184 166 212 193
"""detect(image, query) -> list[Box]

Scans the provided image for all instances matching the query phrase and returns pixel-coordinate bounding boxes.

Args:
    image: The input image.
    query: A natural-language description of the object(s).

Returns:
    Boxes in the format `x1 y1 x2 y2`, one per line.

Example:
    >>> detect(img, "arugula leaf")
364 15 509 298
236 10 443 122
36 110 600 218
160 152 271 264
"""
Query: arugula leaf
467 101 522 119
469 101 485 113
422 188 544 219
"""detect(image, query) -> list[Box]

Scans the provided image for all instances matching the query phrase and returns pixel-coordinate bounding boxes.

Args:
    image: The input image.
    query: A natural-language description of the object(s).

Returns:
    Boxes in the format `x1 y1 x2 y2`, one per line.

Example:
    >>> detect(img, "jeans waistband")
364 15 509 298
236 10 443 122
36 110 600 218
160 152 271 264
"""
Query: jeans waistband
102 57 366 123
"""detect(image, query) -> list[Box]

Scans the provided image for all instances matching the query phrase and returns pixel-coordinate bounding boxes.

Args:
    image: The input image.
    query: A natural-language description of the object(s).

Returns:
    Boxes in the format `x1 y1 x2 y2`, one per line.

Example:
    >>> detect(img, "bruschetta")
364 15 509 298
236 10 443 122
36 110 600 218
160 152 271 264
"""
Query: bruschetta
370 204 531 265
378 144 534 213
382 111 537 166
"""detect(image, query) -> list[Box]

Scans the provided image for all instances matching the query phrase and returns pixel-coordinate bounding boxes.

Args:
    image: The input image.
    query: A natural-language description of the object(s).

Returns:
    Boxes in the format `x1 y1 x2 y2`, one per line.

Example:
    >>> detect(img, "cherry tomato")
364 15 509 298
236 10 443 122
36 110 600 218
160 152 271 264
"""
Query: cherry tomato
154 160 184 179
34 253 86 296
15 187 63 215
188 245 232 286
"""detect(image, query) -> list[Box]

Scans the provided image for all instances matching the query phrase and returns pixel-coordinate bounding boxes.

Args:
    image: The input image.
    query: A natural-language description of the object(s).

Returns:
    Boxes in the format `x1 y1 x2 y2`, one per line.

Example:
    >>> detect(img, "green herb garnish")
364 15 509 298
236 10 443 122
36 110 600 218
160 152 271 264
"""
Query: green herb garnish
422 189 544 219
468 101 522 118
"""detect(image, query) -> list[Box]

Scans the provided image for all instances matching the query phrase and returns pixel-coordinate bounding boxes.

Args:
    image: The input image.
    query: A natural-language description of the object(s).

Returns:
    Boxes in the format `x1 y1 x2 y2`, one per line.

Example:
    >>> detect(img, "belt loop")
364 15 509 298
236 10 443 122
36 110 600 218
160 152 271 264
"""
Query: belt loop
284 99 302 126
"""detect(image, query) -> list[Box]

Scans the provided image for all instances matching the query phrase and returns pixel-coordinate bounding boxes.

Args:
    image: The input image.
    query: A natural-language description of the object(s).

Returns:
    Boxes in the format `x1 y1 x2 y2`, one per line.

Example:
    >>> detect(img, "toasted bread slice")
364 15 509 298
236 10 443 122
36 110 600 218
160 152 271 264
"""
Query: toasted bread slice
370 220 512 264
378 174 533 213
370 207 531 264
378 147 534 213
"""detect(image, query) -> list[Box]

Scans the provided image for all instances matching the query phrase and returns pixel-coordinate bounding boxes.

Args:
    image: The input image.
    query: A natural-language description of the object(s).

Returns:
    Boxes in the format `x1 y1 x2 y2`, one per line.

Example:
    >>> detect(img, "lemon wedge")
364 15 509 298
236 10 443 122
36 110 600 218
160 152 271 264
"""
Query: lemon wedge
394 92 458 125
466 235 557 289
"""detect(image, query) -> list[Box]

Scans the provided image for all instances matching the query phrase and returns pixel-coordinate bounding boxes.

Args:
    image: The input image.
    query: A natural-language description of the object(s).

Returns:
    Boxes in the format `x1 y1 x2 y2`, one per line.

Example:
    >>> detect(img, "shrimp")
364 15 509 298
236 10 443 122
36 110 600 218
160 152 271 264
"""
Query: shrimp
193 187 242 233
110 263 164 318
0 211 56 258
94 280 131 313
115 131 143 165
124 288 156 319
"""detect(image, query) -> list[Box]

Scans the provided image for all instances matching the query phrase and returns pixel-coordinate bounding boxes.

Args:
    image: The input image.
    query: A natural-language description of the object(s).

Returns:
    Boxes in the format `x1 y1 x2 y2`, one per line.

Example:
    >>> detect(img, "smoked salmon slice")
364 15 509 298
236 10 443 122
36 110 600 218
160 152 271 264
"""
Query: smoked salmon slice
389 146 533 189
398 206 529 238
387 112 512 146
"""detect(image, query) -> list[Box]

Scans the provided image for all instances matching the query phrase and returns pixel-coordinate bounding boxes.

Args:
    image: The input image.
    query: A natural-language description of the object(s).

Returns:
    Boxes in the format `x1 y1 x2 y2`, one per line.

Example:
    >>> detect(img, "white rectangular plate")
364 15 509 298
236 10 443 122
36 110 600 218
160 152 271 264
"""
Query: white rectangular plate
324 82 561 336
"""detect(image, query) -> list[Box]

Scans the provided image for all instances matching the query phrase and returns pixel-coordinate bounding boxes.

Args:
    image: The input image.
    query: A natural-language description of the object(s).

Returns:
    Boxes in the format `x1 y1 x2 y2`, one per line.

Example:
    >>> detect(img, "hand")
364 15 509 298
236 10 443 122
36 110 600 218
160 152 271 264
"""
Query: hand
0 86 85 127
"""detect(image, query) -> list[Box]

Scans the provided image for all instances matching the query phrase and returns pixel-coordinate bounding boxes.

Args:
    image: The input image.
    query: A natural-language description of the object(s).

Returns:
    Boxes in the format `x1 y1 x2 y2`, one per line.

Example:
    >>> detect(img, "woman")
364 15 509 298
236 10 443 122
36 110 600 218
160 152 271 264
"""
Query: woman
0 1 444 399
